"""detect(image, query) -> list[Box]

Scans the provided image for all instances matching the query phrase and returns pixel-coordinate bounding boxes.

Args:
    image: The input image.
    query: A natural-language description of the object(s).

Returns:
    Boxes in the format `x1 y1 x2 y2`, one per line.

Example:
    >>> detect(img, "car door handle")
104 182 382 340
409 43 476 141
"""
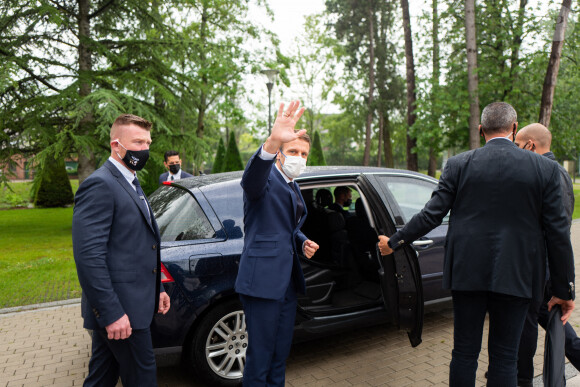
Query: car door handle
412 239 434 247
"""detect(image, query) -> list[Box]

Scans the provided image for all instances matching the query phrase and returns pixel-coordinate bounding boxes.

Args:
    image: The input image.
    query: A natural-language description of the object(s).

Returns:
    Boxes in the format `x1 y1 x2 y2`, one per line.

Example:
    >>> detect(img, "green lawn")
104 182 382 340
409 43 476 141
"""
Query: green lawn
0 207 81 308
574 184 580 220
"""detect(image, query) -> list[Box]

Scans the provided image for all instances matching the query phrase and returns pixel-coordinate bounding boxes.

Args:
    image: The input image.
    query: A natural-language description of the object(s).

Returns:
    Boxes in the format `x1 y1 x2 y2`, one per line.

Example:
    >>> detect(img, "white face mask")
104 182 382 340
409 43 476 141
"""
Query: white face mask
280 151 307 179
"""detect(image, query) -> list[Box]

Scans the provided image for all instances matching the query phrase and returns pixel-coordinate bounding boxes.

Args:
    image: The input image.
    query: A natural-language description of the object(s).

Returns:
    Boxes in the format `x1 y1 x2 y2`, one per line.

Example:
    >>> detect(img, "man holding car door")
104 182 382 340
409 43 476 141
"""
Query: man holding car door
378 102 574 386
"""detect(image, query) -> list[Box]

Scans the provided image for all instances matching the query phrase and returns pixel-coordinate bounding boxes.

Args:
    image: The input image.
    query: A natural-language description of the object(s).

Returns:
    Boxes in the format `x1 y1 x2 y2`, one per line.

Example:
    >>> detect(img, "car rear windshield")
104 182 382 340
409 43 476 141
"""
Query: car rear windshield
149 186 216 242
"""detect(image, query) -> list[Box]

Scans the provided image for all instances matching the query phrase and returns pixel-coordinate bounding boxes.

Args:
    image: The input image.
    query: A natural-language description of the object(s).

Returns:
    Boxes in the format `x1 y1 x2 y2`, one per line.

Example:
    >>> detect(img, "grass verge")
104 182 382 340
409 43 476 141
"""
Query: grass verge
0 207 80 308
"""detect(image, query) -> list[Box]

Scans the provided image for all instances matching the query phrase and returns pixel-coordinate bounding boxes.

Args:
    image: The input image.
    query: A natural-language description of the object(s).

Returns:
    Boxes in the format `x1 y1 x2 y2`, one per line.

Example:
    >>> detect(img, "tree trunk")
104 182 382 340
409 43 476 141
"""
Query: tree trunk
382 113 394 168
539 0 571 128
465 0 480 149
401 0 418 171
428 0 440 177
504 0 528 99
363 4 375 166
377 113 383 167
77 0 95 184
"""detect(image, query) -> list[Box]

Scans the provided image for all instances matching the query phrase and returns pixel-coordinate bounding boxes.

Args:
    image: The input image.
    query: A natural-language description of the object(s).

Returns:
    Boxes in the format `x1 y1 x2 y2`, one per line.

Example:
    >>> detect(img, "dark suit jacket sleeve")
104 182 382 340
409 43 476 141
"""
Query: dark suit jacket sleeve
241 147 276 201
72 177 126 327
158 172 167 185
389 158 458 249
296 230 308 253
559 166 575 226
542 164 575 300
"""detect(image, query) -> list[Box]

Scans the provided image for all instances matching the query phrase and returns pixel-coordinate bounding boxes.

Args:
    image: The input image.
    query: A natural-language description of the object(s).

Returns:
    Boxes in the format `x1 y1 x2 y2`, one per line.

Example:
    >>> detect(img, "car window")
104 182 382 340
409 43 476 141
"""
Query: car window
378 176 448 224
150 186 216 242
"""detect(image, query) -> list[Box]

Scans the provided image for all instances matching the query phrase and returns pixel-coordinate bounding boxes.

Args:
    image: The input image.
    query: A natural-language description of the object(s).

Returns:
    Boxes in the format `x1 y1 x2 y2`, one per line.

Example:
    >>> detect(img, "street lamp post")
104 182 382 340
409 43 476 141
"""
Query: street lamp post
260 69 279 135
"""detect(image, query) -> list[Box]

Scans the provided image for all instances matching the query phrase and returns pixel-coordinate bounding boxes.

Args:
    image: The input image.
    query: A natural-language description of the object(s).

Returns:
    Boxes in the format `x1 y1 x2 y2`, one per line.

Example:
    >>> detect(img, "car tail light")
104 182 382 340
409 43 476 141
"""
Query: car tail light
162 181 172 185
160 263 175 283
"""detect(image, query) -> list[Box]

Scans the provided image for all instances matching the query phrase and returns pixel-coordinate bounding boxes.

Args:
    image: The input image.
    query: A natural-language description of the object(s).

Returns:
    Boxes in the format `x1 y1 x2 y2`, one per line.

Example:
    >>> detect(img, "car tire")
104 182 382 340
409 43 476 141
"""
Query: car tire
189 299 246 387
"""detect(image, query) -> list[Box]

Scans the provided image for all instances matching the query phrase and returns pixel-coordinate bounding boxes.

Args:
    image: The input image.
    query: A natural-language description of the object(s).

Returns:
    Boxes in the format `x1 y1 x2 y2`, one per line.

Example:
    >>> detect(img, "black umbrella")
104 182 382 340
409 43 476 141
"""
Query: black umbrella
543 304 566 387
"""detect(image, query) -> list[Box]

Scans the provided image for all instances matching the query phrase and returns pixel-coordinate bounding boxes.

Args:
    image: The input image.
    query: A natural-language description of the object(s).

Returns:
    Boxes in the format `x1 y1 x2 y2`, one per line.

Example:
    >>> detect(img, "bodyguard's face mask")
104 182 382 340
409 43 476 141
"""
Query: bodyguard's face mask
280 151 307 179
116 140 149 171
168 163 180 174
344 199 353 207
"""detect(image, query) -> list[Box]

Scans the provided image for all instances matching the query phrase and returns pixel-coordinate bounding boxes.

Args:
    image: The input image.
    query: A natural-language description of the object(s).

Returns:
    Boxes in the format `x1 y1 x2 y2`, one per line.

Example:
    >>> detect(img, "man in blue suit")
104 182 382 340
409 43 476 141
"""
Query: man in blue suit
72 114 171 387
235 100 319 386
158 150 193 184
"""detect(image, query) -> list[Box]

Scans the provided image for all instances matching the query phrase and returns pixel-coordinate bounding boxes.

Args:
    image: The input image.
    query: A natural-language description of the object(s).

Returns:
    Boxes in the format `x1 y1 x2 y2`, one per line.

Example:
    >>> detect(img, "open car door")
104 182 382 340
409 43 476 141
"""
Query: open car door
358 173 423 347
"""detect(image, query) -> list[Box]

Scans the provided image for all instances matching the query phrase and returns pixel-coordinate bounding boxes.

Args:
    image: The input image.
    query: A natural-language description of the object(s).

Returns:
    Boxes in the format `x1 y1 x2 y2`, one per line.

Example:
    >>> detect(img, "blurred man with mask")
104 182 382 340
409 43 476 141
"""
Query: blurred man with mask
73 114 170 387
235 101 319 386
330 186 352 219
158 150 193 184
515 123 578 386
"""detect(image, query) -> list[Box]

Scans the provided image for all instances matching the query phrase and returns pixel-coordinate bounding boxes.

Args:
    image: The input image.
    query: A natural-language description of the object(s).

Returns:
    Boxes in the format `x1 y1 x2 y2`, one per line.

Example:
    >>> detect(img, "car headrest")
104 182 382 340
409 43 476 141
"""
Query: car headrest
355 198 368 221
315 188 333 208
327 210 345 232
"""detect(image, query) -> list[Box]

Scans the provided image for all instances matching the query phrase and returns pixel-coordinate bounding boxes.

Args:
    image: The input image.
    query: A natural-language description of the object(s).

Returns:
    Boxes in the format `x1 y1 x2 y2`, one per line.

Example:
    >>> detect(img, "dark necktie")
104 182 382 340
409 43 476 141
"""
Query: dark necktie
132 177 151 225
288 182 304 226
170 175 174 181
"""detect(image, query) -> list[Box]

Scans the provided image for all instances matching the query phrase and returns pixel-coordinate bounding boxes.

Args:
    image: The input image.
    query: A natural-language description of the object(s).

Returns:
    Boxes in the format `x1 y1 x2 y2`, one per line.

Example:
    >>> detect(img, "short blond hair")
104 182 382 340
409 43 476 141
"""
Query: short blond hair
110 114 152 140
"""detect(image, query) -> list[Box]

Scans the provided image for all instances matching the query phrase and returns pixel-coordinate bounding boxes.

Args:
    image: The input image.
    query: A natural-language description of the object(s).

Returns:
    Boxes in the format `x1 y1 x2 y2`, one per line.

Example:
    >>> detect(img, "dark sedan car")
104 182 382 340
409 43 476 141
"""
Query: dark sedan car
149 166 450 386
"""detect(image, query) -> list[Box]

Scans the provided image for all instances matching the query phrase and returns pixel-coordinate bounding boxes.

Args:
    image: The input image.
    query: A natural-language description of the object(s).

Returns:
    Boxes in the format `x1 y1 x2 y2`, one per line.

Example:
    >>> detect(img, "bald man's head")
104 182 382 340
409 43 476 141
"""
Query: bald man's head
515 123 552 154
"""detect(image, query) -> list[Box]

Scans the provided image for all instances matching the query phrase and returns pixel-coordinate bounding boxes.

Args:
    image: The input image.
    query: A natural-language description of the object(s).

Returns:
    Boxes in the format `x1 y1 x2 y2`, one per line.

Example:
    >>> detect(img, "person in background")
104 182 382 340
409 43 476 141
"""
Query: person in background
235 101 319 386
377 102 575 386
158 150 193 184
73 114 170 387
329 186 352 219
515 123 578 387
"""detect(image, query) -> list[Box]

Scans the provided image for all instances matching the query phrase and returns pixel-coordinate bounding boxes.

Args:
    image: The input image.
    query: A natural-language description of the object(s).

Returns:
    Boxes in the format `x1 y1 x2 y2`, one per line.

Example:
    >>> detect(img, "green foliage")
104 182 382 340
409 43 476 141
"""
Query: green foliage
308 131 327 166
212 137 226 173
223 133 244 172
0 0 281 184
0 208 80 308
33 157 74 208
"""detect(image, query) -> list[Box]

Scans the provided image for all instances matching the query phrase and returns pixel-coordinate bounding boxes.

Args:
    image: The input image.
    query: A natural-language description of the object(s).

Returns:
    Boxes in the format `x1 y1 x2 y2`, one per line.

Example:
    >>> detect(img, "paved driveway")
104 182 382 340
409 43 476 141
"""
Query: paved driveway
2 222 579 386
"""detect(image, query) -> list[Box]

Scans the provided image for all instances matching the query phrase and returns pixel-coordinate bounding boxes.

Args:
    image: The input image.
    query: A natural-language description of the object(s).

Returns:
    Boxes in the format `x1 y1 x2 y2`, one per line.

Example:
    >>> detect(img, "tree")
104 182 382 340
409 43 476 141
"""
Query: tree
33 156 74 208
0 0 276 187
326 0 376 166
212 137 226 173
539 0 572 127
223 132 244 172
427 0 440 177
292 14 337 134
374 1 403 168
400 0 419 171
308 131 327 166
465 0 480 150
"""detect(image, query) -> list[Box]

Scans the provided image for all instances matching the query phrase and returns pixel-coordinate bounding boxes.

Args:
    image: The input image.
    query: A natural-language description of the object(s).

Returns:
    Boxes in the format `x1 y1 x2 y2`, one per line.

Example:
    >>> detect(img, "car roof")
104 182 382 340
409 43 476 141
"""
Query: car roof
169 166 436 190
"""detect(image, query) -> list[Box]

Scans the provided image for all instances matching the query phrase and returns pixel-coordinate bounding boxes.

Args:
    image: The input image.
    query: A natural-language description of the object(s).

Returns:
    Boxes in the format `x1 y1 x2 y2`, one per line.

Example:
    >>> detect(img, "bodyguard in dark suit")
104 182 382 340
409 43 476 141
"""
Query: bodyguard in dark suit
158 150 193 184
235 101 319 386
515 123 578 386
378 102 575 386
72 114 171 387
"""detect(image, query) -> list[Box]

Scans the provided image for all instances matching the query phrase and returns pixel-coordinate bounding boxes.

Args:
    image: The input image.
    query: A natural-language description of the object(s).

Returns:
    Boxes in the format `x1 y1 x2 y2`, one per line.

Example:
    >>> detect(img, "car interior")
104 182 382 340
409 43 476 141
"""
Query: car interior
297 185 384 315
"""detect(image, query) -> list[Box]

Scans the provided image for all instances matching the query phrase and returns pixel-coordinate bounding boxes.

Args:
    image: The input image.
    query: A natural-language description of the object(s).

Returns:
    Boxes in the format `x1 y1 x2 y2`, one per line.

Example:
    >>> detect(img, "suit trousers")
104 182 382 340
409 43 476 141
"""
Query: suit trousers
239 282 297 387
84 327 157 387
518 283 580 384
450 290 530 387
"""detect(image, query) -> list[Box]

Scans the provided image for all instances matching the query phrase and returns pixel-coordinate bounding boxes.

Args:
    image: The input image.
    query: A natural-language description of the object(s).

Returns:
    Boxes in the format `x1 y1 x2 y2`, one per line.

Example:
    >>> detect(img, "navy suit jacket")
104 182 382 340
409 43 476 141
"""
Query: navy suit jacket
72 160 162 330
158 170 193 185
389 140 575 301
235 147 308 300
